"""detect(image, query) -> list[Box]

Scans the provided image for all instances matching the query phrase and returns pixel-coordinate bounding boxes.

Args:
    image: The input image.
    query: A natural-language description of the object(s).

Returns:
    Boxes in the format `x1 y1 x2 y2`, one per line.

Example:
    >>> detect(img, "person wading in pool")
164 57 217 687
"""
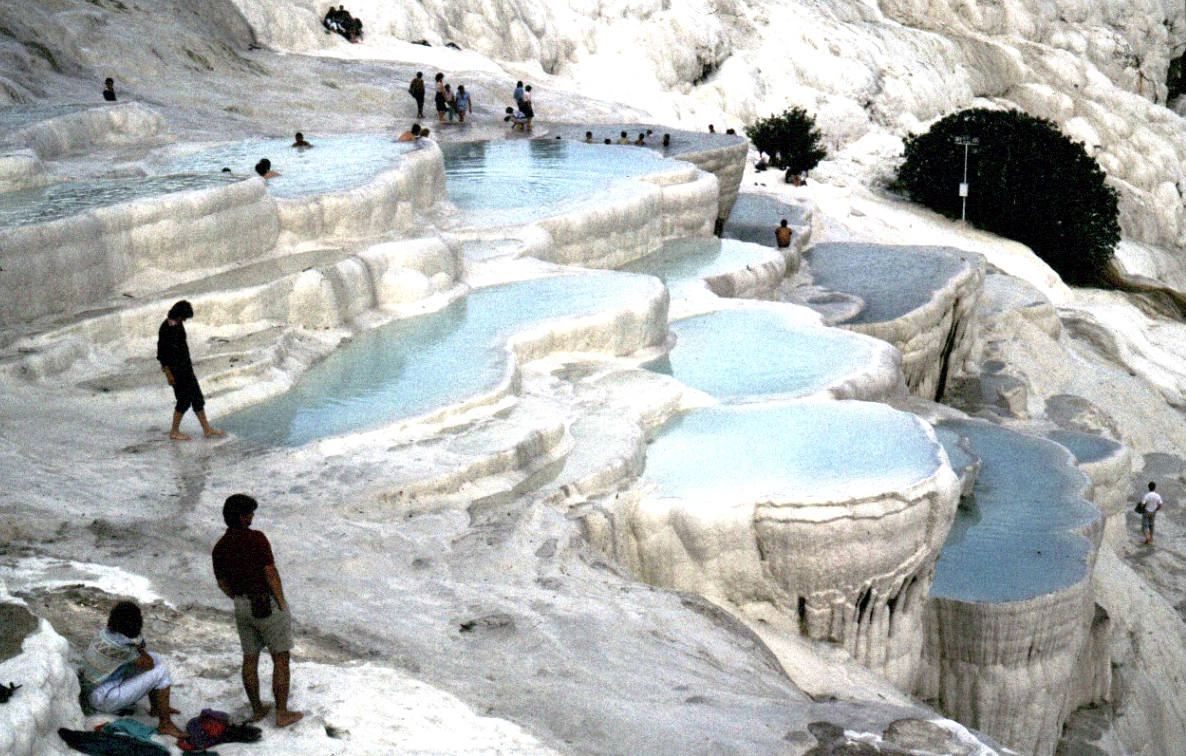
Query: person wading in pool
157 300 224 441
255 159 280 179
397 123 422 142
775 219 793 248
291 132 313 149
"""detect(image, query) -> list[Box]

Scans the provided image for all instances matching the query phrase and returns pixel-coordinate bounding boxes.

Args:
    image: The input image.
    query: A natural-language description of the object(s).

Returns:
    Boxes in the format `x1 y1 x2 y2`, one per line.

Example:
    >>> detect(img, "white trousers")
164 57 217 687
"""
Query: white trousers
90 651 172 713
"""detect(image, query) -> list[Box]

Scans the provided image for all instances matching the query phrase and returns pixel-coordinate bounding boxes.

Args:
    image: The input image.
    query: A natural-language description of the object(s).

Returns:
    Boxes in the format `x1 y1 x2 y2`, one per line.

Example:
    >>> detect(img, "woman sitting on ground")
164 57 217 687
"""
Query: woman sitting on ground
80 601 187 739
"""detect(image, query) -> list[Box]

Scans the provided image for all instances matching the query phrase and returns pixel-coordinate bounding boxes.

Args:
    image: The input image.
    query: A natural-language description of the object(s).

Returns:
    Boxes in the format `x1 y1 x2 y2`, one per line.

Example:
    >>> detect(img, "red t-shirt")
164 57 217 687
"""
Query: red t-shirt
212 528 274 597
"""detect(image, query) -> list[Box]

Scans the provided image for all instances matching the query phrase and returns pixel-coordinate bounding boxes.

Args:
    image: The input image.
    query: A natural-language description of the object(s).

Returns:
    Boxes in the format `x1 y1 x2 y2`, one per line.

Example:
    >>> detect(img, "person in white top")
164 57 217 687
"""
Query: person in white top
1139 481 1164 545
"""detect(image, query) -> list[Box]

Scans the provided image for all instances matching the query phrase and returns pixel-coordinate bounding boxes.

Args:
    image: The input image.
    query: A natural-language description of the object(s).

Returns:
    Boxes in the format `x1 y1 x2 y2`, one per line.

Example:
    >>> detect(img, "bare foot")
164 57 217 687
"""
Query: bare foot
248 704 272 723
149 705 181 717
169 431 192 441
276 710 304 728
204 428 226 438
158 721 187 739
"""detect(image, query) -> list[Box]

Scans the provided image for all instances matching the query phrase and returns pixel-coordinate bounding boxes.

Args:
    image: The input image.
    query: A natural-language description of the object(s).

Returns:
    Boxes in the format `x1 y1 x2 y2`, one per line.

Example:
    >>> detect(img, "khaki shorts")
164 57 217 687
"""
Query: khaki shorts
233 596 293 656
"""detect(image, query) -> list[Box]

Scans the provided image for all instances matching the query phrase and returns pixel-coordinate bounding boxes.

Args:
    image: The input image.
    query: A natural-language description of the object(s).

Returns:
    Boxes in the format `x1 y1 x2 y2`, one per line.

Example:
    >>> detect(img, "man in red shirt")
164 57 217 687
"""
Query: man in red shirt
212 494 304 727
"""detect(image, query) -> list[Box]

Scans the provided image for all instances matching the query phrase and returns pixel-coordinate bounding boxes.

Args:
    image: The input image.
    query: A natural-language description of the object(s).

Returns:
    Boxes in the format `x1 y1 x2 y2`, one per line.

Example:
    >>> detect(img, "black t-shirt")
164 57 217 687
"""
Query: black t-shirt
156 319 193 373
212 527 275 597
103 89 116 102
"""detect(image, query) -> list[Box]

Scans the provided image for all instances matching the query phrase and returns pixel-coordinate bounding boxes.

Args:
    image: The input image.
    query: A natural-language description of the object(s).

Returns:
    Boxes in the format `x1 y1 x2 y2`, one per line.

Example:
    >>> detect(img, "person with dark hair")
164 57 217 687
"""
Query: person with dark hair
397 122 422 142
616 130 631 145
434 72 447 122
512 80 524 111
157 300 224 441
213 495 304 728
1138 481 1164 545
408 71 425 118
584 131 593 143
443 83 456 121
503 107 527 131
417 127 431 140
292 132 313 149
80 601 187 738
661 133 671 149
454 85 472 122
102 77 117 102
604 138 611 144
254 159 279 179
520 85 534 131
775 218 792 248
725 127 736 135
708 124 715 133
634 132 646 146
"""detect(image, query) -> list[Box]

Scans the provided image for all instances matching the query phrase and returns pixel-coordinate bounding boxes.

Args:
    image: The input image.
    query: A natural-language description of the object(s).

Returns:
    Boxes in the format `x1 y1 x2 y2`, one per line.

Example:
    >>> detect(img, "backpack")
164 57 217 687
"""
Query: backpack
1135 500 1146 514
180 709 262 751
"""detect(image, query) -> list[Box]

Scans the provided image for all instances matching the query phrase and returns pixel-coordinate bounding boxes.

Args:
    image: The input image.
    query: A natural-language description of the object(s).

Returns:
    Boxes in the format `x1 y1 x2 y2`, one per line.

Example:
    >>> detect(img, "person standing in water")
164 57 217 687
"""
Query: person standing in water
775 219 793 248
157 300 224 441
454 85 472 122
434 72 447 121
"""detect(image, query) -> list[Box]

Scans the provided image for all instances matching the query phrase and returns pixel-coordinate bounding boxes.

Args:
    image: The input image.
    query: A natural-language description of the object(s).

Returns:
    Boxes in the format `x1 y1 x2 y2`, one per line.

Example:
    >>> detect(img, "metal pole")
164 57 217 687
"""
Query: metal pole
961 142 969 222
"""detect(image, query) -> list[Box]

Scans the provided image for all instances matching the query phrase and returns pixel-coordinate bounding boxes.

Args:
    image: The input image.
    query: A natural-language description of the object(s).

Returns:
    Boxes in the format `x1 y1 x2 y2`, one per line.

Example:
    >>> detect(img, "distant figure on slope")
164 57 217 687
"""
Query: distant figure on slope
434 72 447 121
616 131 631 145
157 300 224 441
503 107 527 131
80 601 187 739
408 71 426 118
520 85 534 131
102 77 117 102
291 132 313 149
513 80 525 111
775 218 792 248
213 494 304 728
255 159 279 179
1138 481 1164 545
454 85 472 122
397 123 422 142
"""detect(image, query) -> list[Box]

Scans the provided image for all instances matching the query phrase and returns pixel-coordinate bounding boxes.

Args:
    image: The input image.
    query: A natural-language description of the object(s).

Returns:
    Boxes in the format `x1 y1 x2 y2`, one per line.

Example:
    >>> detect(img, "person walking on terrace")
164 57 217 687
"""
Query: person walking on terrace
81 601 187 739
775 219 793 248
102 77 117 102
1138 481 1164 545
213 494 304 728
157 300 223 441
434 72 447 121
408 71 426 118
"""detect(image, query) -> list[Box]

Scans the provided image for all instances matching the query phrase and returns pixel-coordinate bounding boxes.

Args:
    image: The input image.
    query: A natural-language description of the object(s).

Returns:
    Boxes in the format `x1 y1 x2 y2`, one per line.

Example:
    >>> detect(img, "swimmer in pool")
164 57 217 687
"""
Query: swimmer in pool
291 132 313 148
585 131 593 143
254 159 280 179
397 123 422 142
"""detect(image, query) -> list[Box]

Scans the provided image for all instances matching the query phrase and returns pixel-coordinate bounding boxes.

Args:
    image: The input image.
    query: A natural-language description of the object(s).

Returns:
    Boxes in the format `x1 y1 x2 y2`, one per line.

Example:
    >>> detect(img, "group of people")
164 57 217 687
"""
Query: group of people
323 5 363 42
81 494 303 740
407 72 473 123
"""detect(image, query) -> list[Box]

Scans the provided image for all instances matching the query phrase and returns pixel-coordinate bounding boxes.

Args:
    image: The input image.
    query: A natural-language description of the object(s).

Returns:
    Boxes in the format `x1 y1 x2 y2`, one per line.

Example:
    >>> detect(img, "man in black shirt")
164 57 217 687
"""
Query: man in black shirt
157 300 224 440
103 78 116 102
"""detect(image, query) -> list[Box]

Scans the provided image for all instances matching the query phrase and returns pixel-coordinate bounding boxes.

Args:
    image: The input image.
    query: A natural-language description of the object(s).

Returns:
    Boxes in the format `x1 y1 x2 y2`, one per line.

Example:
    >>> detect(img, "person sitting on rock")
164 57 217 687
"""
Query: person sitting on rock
102 77 117 102
775 218 792 248
584 131 594 143
291 132 313 149
397 123 422 142
503 107 527 131
616 130 631 145
80 601 187 739
662 133 671 149
254 159 280 179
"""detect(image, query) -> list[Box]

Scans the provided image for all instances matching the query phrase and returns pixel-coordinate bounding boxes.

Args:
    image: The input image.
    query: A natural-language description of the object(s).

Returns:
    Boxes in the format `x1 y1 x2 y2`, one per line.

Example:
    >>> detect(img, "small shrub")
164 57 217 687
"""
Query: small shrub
745 107 827 174
896 108 1119 285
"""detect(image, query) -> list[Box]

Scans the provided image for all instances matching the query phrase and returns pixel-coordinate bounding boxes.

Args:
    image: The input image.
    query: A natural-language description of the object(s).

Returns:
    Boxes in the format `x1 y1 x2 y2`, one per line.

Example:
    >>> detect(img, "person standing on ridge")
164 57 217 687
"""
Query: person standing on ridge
213 494 304 728
157 300 224 441
102 77 117 102
1138 481 1164 545
775 219 792 248
408 71 425 118
513 80 525 112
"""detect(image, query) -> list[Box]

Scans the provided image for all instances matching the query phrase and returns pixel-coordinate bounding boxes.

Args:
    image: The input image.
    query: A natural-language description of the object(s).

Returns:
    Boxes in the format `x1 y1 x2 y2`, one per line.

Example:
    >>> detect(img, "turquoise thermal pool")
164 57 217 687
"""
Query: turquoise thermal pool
645 402 945 503
646 308 886 401
932 420 1099 603
0 174 240 230
1046 429 1123 464
149 135 416 198
441 139 677 223
224 271 662 446
620 237 780 300
804 243 972 325
723 194 808 246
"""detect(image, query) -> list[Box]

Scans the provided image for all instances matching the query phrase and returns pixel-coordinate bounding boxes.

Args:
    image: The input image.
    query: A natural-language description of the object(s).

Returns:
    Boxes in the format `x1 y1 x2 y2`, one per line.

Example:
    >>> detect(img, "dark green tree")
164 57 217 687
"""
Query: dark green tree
745 107 827 173
897 108 1119 285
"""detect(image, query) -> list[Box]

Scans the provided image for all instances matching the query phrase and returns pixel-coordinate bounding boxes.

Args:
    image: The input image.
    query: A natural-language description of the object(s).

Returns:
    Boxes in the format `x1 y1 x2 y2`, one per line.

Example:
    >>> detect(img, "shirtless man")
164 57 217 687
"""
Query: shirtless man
775 219 793 248
291 132 313 148
397 123 422 142
254 159 280 179
157 300 224 440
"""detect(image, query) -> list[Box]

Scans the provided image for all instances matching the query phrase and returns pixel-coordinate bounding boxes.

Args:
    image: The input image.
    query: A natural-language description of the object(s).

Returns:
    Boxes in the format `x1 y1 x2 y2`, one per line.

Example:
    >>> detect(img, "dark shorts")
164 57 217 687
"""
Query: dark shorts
1142 510 1157 534
171 369 205 414
521 102 534 119
435 93 446 112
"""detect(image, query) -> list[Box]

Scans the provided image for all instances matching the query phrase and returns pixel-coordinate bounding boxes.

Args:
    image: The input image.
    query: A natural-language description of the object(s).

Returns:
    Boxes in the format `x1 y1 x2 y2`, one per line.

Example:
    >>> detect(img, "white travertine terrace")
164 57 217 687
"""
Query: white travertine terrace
0 150 45 193
1 102 167 159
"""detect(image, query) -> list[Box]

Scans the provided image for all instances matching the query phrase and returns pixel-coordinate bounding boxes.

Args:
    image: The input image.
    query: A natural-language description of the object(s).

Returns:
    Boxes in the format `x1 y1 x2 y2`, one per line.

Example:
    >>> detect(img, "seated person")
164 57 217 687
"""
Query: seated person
397 123 422 142
615 131 631 145
661 133 671 148
503 107 527 131
102 77 117 102
80 601 186 739
417 127 431 140
584 131 594 143
291 131 313 148
603 138 612 144
634 133 646 146
255 158 280 179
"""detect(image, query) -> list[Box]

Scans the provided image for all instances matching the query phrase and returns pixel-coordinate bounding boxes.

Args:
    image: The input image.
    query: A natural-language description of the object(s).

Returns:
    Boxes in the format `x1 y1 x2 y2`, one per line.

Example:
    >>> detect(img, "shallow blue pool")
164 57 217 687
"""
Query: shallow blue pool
620 237 779 300
646 308 884 401
441 139 677 223
932 420 1099 603
223 271 661 446
1046 429 1123 464
645 402 944 503
0 174 240 230
149 135 416 198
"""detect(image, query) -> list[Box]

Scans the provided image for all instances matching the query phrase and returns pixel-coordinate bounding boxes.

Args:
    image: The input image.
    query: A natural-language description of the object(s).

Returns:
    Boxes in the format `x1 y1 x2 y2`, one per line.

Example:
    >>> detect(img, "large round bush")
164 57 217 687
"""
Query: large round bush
745 107 827 174
897 108 1119 285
